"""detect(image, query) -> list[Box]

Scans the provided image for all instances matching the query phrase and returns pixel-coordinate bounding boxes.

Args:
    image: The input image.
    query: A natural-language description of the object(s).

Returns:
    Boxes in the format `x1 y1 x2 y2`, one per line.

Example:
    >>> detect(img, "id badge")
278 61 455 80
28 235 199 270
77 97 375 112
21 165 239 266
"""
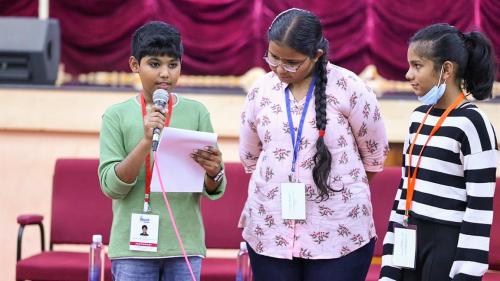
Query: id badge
129 213 159 252
393 224 417 268
281 182 306 220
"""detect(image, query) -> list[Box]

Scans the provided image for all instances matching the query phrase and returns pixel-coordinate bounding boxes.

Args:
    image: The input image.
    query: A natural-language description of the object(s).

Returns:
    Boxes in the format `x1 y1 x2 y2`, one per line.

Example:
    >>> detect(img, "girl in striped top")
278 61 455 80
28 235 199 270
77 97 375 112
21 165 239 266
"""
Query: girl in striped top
379 24 498 281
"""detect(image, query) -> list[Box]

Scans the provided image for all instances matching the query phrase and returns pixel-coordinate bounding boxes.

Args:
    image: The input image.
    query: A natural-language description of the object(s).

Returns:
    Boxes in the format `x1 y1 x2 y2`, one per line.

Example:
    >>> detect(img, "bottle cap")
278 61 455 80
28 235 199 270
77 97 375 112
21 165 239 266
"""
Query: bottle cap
92 234 102 243
240 241 247 251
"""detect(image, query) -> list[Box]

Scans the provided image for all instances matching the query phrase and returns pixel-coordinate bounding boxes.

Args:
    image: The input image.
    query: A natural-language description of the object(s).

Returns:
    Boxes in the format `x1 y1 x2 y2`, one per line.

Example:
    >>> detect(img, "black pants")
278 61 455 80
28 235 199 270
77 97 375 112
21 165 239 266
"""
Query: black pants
247 238 375 281
402 216 461 281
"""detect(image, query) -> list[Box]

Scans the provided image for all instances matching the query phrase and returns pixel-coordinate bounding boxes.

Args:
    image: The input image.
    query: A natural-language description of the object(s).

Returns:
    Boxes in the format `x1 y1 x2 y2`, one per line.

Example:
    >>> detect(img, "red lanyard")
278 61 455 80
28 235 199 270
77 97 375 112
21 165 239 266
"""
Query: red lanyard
404 93 465 223
140 92 173 212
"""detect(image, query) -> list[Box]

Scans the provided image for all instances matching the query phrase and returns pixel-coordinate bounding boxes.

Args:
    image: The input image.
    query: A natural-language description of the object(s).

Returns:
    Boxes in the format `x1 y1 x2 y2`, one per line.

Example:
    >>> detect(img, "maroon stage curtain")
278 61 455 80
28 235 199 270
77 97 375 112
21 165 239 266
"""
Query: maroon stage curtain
0 0 498 80
481 0 500 78
371 0 475 80
155 0 260 75
0 0 36 16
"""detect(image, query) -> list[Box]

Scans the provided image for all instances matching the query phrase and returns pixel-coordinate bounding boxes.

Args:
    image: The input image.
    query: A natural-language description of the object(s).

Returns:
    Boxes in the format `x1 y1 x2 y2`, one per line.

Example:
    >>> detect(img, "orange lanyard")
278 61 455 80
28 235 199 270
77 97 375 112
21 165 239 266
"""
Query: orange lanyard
140 92 173 212
404 93 465 224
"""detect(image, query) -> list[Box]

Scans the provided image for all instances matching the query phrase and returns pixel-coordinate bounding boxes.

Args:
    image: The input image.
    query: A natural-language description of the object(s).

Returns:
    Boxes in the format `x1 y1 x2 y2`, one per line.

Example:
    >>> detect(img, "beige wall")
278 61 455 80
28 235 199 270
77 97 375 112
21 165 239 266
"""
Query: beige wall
1 88 498 280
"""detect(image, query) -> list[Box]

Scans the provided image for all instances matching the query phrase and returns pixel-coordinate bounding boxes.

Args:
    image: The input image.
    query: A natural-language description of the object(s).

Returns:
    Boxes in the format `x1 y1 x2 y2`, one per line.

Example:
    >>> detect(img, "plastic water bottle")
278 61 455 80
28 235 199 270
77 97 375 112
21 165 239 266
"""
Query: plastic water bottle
88 234 103 281
236 241 252 281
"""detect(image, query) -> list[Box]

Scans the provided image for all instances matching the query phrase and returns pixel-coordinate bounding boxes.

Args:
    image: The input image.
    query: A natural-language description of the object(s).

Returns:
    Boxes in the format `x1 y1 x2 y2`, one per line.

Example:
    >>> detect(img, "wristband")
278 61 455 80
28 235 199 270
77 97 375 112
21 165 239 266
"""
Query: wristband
207 167 224 182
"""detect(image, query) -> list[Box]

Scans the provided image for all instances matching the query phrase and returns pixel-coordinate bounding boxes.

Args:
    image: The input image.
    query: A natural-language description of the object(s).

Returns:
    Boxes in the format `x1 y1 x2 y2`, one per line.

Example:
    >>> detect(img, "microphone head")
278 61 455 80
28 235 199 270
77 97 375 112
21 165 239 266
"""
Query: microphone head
152 89 169 109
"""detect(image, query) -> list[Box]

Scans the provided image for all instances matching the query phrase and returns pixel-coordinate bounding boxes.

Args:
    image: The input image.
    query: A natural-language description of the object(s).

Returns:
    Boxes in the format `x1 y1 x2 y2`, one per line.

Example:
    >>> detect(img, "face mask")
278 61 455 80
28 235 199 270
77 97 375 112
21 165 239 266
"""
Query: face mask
418 65 446 105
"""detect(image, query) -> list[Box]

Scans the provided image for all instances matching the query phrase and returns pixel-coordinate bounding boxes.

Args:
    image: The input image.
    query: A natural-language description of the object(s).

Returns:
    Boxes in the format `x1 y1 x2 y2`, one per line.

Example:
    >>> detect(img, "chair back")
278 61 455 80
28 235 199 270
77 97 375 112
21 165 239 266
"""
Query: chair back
50 158 112 245
201 162 250 249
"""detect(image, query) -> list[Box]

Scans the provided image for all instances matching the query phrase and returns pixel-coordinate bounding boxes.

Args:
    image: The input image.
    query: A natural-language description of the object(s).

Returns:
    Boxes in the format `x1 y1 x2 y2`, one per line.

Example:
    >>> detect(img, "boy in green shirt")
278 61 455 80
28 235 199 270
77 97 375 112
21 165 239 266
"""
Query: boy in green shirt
98 21 226 281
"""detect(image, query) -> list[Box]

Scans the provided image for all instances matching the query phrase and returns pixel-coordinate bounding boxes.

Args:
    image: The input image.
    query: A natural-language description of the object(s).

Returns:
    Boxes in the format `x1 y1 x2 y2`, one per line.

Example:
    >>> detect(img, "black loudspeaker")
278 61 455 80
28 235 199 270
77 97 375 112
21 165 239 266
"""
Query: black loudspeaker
0 17 60 85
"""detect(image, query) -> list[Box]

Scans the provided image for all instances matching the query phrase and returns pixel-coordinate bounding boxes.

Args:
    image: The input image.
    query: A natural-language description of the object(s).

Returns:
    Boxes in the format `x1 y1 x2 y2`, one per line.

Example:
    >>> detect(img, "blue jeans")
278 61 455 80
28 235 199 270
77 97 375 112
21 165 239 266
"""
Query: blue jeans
111 256 202 281
248 238 375 281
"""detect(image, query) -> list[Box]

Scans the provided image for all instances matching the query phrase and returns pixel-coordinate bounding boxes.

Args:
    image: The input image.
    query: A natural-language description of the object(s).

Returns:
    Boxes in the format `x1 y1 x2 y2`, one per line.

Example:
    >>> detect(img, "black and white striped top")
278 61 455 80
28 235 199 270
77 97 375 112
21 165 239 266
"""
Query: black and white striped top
379 102 498 281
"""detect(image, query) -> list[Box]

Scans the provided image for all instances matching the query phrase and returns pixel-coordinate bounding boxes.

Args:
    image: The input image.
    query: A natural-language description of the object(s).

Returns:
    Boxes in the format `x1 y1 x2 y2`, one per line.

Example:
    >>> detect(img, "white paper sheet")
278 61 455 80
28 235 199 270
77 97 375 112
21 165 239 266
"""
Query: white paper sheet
150 127 217 193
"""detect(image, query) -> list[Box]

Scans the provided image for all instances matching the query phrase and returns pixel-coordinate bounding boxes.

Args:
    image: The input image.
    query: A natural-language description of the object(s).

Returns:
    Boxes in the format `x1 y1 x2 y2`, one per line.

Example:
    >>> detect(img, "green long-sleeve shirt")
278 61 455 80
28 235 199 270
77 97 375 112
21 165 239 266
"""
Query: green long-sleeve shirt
98 95 226 259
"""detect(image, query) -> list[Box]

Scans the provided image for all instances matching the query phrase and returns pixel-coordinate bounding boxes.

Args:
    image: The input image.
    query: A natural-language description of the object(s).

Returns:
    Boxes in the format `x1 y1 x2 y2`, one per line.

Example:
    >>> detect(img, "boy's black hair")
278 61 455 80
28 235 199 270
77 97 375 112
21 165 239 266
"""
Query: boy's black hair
142 225 147 229
410 23 496 100
131 21 184 63
268 8 334 202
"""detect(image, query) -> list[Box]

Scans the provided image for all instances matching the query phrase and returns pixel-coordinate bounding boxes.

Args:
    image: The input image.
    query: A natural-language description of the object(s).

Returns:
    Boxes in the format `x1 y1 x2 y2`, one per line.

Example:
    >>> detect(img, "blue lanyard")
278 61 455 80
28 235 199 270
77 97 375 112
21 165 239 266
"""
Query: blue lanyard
285 75 316 176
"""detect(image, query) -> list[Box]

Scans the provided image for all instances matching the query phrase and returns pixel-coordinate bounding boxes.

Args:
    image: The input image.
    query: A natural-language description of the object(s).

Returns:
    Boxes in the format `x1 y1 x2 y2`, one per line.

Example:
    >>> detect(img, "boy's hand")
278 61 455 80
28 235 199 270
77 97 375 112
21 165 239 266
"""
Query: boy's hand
190 146 223 176
143 105 167 141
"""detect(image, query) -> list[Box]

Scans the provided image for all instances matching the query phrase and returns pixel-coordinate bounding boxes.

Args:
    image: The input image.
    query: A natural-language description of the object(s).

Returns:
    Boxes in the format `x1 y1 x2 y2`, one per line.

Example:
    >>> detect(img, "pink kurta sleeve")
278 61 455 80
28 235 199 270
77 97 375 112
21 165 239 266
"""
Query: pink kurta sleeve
339 75 389 172
239 85 262 173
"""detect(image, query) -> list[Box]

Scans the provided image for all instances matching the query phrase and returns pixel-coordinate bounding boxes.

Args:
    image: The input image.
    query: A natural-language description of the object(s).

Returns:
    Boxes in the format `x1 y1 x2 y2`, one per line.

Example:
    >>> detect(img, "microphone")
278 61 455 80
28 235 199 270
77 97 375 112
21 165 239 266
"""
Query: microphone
151 89 169 151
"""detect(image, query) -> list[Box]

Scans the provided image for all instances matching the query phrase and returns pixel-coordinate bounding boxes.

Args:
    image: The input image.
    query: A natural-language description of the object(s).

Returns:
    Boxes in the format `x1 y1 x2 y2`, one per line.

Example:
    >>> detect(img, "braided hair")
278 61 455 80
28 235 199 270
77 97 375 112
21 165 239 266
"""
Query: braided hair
268 9 334 201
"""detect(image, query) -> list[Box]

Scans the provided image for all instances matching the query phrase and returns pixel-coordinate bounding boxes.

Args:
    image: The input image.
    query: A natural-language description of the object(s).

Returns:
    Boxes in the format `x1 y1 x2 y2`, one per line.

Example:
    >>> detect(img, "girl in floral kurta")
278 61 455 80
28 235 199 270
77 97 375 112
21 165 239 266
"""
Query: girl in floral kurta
239 8 389 281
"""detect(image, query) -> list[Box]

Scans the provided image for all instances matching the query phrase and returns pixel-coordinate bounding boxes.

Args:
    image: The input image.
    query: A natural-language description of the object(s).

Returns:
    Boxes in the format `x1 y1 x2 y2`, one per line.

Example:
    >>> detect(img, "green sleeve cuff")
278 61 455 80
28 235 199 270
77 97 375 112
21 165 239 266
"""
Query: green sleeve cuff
101 162 137 199
203 176 226 200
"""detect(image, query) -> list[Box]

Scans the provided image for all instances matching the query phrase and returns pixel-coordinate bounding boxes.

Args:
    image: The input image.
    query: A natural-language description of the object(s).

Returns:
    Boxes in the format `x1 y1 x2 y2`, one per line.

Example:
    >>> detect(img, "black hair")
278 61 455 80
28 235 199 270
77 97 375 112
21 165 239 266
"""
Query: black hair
410 23 496 100
131 21 184 63
142 225 147 230
268 8 333 201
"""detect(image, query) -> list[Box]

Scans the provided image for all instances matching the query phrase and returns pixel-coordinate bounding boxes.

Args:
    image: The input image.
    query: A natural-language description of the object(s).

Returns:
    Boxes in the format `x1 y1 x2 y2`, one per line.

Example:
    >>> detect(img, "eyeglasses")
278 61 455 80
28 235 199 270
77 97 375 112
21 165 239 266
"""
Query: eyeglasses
263 53 308 73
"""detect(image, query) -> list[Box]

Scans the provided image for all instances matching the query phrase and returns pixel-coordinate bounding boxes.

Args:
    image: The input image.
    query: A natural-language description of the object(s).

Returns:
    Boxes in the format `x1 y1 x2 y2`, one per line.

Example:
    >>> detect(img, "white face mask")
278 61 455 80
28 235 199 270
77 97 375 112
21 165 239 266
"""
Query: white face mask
418 65 446 105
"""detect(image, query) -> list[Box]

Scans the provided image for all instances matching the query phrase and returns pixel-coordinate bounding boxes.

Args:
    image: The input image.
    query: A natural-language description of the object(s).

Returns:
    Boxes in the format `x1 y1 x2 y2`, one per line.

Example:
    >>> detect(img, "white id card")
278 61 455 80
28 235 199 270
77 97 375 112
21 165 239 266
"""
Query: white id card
393 225 417 268
129 213 159 252
281 182 306 220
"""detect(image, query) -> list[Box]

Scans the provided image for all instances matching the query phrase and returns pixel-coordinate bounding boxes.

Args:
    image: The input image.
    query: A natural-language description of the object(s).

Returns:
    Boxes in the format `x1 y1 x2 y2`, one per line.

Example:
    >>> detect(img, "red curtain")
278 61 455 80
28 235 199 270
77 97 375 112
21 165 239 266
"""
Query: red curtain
0 0 498 80
481 0 500 78
371 0 475 80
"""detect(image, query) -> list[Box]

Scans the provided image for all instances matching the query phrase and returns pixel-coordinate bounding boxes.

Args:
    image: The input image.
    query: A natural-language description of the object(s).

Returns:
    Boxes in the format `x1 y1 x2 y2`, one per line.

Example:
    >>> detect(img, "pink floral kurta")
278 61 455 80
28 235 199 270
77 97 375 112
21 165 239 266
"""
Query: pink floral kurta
239 63 389 260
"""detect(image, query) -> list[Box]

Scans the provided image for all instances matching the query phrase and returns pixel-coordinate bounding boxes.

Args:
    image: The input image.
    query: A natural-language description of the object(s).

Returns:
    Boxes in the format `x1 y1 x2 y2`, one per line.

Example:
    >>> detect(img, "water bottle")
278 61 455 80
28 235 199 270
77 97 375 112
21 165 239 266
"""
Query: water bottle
236 241 252 281
88 234 103 281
